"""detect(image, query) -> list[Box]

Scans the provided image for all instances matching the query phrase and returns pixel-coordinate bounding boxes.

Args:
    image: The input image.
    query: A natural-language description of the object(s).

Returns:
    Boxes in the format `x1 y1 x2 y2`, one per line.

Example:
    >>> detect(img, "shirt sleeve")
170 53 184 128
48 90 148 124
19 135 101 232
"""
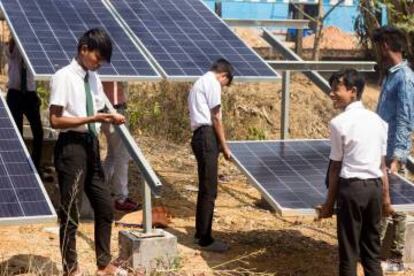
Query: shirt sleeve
205 81 221 110
49 71 68 108
329 121 343 161
393 74 414 162
94 74 106 111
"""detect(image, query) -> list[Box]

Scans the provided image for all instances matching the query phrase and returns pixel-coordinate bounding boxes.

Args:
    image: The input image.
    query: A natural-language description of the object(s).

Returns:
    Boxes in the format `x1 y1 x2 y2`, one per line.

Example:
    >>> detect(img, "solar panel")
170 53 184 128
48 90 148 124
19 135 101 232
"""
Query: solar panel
229 140 414 216
0 95 56 224
0 0 161 81
106 0 278 81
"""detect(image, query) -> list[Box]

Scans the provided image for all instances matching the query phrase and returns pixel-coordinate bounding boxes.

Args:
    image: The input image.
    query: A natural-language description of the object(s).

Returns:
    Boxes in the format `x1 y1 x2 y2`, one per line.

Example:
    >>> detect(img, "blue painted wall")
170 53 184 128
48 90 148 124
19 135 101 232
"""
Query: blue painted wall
204 1 359 33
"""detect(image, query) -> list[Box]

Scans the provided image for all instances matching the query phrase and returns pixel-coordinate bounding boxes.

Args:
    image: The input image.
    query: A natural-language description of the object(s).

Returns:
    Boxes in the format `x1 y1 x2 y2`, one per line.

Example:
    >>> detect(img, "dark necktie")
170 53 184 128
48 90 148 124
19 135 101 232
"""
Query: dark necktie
84 73 97 136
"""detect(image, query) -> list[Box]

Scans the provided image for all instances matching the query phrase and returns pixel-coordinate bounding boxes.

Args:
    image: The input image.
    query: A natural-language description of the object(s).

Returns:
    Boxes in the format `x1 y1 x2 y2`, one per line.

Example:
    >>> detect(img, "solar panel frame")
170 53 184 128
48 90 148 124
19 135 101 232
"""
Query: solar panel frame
229 139 414 217
0 95 56 225
0 0 162 81
103 0 279 82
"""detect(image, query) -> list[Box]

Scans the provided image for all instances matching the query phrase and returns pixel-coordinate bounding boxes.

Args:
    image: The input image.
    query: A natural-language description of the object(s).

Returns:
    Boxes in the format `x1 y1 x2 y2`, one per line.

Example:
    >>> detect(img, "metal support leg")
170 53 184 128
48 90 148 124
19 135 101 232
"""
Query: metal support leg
142 179 152 234
281 71 290 140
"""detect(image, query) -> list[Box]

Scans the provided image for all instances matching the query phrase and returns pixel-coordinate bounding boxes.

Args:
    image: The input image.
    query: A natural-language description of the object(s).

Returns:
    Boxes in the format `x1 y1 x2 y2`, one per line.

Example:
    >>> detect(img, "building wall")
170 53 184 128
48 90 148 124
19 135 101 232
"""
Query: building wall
203 0 359 33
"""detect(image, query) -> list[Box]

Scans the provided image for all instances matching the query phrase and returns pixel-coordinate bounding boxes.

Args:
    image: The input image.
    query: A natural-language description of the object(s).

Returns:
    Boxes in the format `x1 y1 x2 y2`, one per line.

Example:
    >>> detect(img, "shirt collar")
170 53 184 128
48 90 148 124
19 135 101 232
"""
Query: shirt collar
69 59 88 80
388 60 408 74
345 101 364 112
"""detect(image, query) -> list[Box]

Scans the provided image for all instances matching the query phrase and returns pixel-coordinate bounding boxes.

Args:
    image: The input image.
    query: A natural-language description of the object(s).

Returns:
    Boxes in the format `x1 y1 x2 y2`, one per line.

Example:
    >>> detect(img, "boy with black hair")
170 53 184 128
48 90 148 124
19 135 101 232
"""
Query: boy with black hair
49 28 127 276
373 25 413 272
318 69 392 276
188 58 233 252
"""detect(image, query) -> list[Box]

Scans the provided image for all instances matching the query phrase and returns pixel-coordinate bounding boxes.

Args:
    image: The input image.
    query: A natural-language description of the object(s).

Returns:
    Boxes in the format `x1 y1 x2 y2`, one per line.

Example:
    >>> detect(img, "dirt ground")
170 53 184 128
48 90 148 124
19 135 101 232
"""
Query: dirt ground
1 74 413 275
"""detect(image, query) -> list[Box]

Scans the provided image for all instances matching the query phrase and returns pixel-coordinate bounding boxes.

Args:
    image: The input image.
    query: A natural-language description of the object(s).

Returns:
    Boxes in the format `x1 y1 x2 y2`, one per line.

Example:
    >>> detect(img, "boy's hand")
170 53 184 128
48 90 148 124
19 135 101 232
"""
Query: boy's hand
382 201 395 217
110 113 125 125
315 203 334 219
222 145 232 161
94 113 114 123
389 159 400 175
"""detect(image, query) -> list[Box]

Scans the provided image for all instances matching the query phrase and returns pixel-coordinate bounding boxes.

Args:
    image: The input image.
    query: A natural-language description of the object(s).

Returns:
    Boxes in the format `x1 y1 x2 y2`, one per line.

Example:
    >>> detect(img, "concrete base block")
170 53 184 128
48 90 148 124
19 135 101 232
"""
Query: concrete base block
119 229 177 272
381 215 414 268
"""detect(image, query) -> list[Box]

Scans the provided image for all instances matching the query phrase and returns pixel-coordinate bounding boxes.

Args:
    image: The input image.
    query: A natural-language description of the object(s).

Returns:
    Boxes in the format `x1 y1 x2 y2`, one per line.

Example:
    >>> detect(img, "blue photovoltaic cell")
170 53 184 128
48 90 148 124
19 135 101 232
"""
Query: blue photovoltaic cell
229 140 414 214
0 97 55 223
1 0 159 79
109 0 278 80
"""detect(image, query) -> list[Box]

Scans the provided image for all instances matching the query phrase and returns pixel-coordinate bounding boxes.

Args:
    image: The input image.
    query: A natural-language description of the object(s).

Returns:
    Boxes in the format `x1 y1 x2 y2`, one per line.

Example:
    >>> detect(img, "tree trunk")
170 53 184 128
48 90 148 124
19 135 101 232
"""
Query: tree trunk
312 0 324 60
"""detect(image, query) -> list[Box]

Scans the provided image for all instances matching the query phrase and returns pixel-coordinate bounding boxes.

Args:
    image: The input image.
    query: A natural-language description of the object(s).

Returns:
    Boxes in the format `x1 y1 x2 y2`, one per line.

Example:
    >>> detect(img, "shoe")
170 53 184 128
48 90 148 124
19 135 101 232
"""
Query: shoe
200 240 229 253
381 259 405 273
114 198 140 212
96 264 128 276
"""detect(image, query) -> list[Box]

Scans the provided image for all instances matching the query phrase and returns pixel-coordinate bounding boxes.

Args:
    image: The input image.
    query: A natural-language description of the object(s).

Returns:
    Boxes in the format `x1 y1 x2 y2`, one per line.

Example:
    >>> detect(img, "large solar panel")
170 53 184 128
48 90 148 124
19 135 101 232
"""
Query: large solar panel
229 140 414 216
106 0 278 81
0 95 56 224
1 0 161 81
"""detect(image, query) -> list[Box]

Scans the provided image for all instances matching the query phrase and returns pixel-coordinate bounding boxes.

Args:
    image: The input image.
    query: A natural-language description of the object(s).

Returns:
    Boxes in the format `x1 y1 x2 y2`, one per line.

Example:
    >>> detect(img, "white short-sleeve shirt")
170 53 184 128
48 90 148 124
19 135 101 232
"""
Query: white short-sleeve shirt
49 59 105 133
188 71 221 131
329 101 388 179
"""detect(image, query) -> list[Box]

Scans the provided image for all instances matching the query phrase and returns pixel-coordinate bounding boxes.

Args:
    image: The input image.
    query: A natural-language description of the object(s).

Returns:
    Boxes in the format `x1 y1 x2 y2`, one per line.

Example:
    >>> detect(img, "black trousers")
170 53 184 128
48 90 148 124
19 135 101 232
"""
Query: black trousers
337 177 383 276
6 89 43 171
54 132 113 272
191 126 219 246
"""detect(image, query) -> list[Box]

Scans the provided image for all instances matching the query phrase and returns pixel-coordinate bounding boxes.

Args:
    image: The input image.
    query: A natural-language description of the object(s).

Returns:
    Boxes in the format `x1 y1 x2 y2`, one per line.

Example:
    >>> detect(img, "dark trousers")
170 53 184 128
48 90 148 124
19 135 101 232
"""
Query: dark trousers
6 89 43 171
337 177 383 276
54 132 113 273
191 126 219 246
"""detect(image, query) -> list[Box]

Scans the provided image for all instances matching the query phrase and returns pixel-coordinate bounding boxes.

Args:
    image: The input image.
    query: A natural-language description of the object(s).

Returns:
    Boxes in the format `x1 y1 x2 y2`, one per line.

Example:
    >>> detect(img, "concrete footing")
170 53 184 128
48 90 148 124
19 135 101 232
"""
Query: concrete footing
119 229 177 272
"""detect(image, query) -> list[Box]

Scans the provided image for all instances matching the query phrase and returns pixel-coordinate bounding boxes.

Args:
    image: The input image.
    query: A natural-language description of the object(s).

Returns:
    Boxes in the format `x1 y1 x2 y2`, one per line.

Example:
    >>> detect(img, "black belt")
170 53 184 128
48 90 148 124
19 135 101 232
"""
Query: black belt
193 124 212 134
59 131 96 143
340 177 381 184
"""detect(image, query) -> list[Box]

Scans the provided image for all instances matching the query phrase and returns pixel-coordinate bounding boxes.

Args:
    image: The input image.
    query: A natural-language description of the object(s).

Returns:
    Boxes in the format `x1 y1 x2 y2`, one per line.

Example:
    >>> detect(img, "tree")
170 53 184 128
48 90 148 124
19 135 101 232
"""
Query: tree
292 0 345 60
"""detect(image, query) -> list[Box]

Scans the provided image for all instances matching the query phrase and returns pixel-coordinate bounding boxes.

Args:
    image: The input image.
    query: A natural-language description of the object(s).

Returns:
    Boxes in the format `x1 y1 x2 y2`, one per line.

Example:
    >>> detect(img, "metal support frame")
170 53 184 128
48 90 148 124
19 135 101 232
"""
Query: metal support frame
103 96 161 235
281 71 290 140
267 60 376 72
262 29 331 95
142 179 153 234
224 18 310 29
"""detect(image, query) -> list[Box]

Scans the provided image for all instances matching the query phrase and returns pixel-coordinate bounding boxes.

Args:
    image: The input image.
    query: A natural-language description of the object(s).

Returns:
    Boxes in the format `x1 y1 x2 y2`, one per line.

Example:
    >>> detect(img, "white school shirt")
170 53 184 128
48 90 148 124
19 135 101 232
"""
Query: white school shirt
49 59 105 133
188 71 221 131
329 101 388 179
6 46 36 91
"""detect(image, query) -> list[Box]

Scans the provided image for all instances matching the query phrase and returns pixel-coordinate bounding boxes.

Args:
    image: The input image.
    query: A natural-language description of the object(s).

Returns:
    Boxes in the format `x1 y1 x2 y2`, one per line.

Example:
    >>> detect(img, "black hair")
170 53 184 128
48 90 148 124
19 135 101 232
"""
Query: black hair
210 58 234 86
77 28 113 63
329 69 365 100
372 26 406 53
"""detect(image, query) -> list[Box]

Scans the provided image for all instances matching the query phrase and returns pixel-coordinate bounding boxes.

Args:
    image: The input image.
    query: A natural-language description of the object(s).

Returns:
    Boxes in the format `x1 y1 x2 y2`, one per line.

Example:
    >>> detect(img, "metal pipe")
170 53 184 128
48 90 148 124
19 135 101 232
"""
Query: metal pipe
281 71 290 140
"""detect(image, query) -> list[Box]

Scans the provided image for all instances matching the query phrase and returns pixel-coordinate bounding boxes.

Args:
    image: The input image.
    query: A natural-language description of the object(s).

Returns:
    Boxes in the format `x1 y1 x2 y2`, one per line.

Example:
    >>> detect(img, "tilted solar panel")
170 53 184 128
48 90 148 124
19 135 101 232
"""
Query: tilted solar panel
229 140 414 216
0 95 56 224
1 0 161 81
106 0 278 81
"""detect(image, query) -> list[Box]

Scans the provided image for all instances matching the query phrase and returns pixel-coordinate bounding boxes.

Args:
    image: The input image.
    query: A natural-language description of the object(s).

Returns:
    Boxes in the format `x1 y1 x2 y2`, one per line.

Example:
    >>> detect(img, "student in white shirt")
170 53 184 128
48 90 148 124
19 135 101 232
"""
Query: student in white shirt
318 69 392 276
49 28 126 276
5 37 43 172
188 58 233 252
